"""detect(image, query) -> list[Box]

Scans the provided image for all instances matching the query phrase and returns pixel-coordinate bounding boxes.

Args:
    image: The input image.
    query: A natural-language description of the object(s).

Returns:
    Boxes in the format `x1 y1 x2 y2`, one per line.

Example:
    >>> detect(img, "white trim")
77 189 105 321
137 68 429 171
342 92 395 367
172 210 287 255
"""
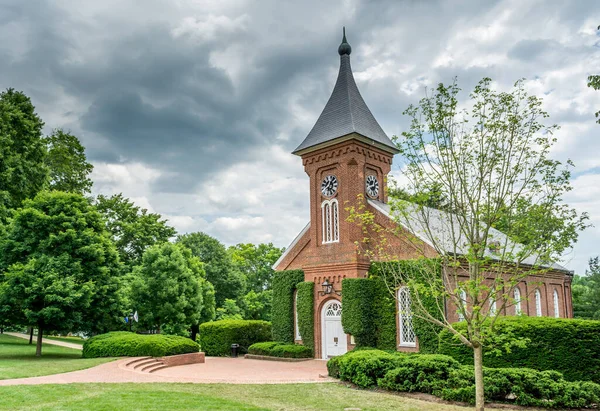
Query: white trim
458 289 467 321
490 298 497 315
294 291 301 340
321 199 339 244
514 287 522 315
553 289 560 318
535 289 542 317
271 222 310 269
398 287 417 347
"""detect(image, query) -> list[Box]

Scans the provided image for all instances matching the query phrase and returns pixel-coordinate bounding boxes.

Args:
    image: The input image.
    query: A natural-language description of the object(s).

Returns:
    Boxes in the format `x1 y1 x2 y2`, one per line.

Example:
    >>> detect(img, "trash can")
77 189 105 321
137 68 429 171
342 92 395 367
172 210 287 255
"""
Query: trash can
231 343 240 358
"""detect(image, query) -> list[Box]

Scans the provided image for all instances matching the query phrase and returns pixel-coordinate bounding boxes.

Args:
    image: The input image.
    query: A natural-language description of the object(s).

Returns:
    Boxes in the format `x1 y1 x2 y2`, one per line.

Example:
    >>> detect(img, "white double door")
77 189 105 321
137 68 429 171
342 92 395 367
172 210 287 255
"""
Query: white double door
321 300 348 359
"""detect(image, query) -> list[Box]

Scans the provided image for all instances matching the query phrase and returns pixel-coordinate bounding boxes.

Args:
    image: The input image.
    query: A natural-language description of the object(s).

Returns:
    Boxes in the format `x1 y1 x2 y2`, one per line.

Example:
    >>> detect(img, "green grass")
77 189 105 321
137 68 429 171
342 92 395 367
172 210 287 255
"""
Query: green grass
0 334 114 380
0 383 471 411
45 336 85 346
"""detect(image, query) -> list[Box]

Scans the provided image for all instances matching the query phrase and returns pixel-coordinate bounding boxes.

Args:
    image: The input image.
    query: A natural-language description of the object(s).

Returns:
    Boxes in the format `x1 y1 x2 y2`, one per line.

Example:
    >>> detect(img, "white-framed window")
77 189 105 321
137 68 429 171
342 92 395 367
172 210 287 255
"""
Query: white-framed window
535 289 542 317
398 287 416 347
321 199 339 244
457 289 467 321
553 289 560 318
294 291 301 340
514 287 522 315
490 298 497 315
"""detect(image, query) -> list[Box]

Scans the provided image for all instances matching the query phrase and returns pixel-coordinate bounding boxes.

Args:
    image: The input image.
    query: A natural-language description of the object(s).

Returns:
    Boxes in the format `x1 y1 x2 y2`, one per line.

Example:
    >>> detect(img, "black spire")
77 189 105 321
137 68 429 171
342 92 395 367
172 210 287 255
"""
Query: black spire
338 27 351 56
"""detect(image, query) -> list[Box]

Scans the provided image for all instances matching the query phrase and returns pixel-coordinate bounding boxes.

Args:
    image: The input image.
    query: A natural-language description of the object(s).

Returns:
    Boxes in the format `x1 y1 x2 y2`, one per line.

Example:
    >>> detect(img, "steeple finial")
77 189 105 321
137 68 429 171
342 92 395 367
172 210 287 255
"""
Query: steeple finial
338 26 352 56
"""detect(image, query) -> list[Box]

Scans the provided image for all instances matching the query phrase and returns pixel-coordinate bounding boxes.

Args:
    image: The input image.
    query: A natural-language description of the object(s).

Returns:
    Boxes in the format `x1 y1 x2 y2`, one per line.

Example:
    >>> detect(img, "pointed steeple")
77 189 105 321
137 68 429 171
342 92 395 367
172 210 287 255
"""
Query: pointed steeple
293 28 398 156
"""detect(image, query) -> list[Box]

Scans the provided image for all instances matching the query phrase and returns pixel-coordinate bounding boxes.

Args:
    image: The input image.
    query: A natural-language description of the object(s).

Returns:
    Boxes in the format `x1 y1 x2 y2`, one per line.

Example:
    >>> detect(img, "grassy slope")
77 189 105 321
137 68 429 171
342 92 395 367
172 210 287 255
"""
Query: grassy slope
0 383 470 411
0 334 113 380
45 336 85 346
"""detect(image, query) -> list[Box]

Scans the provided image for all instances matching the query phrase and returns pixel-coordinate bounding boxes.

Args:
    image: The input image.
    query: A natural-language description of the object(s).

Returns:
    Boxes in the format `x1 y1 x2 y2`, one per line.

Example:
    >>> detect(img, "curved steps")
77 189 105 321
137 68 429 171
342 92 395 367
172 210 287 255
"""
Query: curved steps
123 356 167 374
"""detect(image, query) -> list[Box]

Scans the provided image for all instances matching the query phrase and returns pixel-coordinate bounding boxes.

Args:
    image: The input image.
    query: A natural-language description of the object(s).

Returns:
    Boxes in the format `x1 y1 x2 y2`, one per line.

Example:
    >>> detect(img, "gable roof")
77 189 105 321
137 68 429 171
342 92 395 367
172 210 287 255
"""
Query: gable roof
292 31 398 155
368 199 571 273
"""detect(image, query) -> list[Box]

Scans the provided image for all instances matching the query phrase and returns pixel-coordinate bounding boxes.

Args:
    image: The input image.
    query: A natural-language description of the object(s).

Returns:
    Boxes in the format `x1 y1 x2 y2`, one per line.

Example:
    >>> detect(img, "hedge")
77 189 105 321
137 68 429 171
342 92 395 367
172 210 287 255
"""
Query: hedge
271 269 304 343
438 316 600 383
82 332 199 358
329 349 600 408
248 341 312 358
341 278 377 347
198 320 272 356
296 281 314 351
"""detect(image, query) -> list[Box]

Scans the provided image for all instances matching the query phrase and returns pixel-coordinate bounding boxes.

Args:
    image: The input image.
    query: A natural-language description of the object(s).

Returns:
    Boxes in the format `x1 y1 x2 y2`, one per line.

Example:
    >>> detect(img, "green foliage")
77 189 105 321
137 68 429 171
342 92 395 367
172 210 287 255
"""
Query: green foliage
177 232 245 308
0 191 121 341
328 349 404 388
271 270 304 343
296 282 314 351
248 341 312 358
216 299 244 321
341 278 376 347
438 316 600 383
95 193 176 267
241 289 272 321
82 331 199 358
44 129 93 194
589 71 600 124
228 243 283 293
130 243 214 335
198 320 271 356
0 88 48 215
573 256 600 319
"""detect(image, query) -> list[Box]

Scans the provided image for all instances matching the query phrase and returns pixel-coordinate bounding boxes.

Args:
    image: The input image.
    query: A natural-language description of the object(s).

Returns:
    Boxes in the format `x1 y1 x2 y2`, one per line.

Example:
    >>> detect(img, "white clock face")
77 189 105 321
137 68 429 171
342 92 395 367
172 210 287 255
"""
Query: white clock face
321 175 338 197
366 175 379 198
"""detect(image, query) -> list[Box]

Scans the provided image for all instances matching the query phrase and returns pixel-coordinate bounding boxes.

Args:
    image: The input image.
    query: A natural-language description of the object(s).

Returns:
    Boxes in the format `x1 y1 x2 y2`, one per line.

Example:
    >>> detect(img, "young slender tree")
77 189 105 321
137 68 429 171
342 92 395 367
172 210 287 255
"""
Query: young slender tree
348 78 587 411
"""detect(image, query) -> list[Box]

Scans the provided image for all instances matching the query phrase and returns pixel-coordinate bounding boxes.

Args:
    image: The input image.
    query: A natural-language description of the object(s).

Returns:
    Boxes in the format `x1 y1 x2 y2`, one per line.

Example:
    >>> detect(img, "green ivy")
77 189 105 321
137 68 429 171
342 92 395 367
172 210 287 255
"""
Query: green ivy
341 278 377 347
438 316 600 383
271 269 304 343
296 281 314 352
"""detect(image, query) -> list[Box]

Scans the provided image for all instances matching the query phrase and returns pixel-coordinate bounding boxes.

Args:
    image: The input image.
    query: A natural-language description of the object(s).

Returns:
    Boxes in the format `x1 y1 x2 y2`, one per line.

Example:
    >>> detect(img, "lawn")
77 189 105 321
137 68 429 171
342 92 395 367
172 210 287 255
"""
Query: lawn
0 383 471 411
45 335 86 345
0 334 113 380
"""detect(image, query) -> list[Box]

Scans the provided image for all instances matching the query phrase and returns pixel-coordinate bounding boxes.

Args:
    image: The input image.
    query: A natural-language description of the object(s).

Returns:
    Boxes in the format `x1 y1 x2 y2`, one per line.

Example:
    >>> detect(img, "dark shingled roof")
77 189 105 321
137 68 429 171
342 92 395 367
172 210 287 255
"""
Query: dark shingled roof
292 34 398 155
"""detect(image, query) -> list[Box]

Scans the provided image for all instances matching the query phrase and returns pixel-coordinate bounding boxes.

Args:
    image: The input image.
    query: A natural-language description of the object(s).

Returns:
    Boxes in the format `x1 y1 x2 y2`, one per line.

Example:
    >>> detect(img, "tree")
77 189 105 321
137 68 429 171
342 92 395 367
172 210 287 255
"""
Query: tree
130 243 214 336
572 257 600 319
588 25 600 124
44 129 94 194
95 193 176 268
215 299 244 320
349 78 585 411
0 89 48 217
176 232 245 308
241 289 272 321
0 191 121 355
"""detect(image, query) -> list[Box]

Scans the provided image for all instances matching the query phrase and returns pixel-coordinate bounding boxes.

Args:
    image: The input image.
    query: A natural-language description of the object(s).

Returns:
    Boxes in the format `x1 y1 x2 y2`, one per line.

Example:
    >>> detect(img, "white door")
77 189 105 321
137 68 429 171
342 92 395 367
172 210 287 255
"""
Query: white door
321 300 347 359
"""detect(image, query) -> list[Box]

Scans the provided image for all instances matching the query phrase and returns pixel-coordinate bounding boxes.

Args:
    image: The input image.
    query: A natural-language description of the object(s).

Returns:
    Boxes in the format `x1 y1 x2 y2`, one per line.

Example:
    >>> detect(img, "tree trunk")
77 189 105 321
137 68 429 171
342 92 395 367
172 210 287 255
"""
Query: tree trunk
474 343 485 411
190 324 199 342
29 327 34 344
35 326 43 357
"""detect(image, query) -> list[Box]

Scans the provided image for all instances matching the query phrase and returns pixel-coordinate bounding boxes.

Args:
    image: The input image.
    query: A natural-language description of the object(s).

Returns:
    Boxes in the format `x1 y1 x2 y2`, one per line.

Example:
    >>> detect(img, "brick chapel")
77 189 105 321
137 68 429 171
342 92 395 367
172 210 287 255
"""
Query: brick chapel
273 30 574 359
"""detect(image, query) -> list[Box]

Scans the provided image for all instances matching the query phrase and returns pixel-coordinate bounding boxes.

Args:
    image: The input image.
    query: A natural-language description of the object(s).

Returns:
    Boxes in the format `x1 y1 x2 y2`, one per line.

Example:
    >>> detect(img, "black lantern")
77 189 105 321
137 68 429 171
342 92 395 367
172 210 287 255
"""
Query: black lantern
318 279 341 296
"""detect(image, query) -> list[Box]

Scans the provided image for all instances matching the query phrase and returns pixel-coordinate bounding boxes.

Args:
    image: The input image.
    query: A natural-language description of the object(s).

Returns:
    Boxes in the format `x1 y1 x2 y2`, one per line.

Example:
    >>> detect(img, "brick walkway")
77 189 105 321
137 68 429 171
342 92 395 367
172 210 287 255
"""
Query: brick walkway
0 357 332 386
5 332 83 350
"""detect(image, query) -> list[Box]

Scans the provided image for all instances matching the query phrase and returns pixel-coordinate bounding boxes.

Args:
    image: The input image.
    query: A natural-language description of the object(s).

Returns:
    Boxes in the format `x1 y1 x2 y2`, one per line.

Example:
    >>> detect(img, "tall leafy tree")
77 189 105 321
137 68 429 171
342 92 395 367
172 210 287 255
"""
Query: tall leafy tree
572 257 600 319
0 191 121 355
0 89 48 217
44 129 94 194
130 242 214 336
176 232 245 308
228 243 283 293
95 193 176 267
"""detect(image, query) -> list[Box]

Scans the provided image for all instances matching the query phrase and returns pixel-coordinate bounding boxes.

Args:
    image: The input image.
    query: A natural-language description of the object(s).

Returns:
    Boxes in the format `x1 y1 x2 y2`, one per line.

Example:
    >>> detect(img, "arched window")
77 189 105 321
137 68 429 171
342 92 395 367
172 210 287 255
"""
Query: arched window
535 289 542 317
457 289 467 321
514 287 522 315
294 291 301 340
398 287 416 347
553 289 560 318
321 199 339 244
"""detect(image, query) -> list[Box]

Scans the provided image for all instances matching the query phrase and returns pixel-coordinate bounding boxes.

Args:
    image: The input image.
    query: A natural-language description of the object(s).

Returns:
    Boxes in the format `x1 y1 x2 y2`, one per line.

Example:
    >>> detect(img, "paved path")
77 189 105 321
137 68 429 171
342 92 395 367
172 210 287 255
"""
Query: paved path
5 332 83 350
0 357 332 386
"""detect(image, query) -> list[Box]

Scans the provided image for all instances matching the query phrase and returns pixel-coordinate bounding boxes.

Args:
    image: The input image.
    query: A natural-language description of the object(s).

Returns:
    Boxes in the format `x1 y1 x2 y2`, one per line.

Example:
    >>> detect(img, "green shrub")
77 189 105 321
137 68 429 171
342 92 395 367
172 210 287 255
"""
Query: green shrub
341 278 377 347
296 281 314 351
248 341 312 358
82 331 199 358
330 349 404 388
378 354 460 394
246 341 280 356
438 316 600 382
198 320 272 356
271 270 304 343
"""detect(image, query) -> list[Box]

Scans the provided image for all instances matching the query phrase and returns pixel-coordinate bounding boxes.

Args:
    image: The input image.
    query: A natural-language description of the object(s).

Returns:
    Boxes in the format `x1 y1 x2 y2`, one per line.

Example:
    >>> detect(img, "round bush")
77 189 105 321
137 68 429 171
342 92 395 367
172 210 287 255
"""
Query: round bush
248 342 312 358
198 320 271 356
82 332 200 358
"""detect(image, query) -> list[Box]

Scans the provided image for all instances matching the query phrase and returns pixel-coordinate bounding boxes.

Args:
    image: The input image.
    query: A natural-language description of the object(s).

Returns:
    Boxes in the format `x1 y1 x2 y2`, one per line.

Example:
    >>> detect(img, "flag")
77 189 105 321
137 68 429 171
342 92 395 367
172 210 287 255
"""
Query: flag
133 311 139 323
124 316 129 323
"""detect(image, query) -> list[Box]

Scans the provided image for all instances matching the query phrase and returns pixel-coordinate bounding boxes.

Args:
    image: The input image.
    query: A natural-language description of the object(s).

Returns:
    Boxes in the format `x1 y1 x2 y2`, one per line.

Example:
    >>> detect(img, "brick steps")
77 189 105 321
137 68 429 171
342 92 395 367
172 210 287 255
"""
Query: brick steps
121 353 205 374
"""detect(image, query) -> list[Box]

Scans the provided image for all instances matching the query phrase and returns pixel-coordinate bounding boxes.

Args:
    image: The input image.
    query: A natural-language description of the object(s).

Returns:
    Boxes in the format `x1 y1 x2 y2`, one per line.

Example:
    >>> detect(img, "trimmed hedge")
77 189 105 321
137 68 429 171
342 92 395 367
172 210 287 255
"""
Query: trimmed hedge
438 316 600 383
198 320 271 356
329 349 600 408
271 269 304 343
248 341 312 358
341 278 377 347
296 281 314 351
82 332 199 358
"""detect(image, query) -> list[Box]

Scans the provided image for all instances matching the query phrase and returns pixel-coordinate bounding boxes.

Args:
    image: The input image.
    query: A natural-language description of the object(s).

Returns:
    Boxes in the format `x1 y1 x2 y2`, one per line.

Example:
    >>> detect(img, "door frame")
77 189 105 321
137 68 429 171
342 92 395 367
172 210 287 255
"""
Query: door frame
320 298 346 359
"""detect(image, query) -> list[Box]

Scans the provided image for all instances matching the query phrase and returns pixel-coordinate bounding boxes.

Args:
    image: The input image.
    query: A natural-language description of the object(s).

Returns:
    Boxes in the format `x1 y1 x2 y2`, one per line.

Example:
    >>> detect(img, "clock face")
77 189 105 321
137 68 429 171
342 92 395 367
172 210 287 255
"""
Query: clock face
321 175 338 197
366 175 379 198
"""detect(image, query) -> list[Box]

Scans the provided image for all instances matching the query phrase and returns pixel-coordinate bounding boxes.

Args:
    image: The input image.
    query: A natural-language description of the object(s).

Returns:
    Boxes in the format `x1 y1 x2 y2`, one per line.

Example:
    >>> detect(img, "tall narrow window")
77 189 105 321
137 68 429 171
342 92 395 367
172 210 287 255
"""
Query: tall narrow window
458 289 467 321
490 298 497 315
398 287 416 347
294 291 301 340
321 199 339 244
553 289 560 318
535 289 542 317
514 287 522 315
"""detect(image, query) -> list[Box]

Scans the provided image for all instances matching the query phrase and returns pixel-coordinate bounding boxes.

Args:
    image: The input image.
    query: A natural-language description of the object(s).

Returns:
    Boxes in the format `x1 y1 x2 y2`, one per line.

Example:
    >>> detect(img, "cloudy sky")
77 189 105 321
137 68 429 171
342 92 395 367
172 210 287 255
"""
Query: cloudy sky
1 0 599 274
